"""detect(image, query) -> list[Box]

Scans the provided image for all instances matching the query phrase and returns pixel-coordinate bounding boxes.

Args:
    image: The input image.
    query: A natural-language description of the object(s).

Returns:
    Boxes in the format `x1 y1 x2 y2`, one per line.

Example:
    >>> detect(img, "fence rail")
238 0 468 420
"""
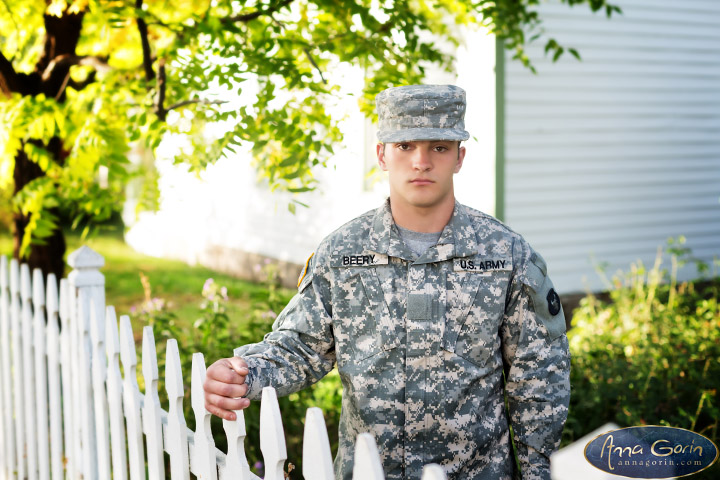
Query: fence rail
0 247 446 480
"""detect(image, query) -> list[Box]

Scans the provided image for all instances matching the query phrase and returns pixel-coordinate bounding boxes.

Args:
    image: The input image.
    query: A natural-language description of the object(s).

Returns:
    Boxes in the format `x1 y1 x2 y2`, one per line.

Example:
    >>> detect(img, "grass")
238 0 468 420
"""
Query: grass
0 229 294 334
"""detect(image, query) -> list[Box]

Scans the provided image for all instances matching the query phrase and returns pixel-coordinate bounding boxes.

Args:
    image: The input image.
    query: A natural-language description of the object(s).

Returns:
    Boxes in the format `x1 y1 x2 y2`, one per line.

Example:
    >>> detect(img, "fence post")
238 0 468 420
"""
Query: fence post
59 278 77 479
68 245 106 480
0 256 15 479
302 408 334 480
221 399 253 480
191 353 218 480
260 387 287 480
46 274 64 480
421 464 447 480
33 269 50 480
106 306 128 480
21 264 39 480
165 339 190 480
142 326 165 480
119 315 146 480
353 433 385 480
9 258 25 480
90 302 111 479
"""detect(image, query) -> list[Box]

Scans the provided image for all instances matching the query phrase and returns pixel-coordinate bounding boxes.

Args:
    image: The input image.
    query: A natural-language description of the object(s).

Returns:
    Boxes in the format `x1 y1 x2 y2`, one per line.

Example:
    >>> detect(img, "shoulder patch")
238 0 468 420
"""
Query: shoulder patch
524 250 566 340
297 252 314 290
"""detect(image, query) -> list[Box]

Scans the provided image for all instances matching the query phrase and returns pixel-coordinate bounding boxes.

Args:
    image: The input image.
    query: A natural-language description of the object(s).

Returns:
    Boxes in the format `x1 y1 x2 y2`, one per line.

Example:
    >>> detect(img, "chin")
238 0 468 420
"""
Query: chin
407 197 442 209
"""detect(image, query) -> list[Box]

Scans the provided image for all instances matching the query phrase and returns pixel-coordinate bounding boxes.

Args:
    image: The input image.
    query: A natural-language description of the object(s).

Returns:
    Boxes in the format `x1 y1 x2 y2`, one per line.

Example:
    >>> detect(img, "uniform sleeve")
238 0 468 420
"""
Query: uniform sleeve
233 247 336 400
501 240 571 480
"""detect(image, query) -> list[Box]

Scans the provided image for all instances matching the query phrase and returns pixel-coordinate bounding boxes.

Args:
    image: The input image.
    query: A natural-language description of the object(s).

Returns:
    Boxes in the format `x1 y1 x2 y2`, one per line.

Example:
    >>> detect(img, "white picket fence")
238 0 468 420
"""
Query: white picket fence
0 246 446 480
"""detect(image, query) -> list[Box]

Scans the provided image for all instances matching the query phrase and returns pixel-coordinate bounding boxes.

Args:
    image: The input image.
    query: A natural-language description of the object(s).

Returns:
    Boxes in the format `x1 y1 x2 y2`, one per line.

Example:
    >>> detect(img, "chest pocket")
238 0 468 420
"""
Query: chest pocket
443 271 509 367
332 268 401 363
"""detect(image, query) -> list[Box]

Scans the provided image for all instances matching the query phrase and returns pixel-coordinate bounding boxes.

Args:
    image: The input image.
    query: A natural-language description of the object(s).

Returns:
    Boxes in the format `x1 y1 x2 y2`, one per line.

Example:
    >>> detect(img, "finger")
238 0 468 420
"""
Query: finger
227 356 249 375
206 359 247 384
205 392 250 418
203 378 249 399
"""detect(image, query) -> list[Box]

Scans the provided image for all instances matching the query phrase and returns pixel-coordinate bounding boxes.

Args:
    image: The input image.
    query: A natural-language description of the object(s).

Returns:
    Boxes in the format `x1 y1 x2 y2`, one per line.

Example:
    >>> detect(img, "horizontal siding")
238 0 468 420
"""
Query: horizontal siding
503 0 720 294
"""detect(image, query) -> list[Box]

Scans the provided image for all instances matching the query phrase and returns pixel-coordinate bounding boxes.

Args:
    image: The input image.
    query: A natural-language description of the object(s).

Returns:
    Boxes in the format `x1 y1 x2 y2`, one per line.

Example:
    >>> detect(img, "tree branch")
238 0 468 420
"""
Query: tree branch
54 71 71 101
155 58 166 121
224 0 294 23
303 48 327 84
0 49 18 95
136 0 155 82
166 98 228 111
41 54 110 81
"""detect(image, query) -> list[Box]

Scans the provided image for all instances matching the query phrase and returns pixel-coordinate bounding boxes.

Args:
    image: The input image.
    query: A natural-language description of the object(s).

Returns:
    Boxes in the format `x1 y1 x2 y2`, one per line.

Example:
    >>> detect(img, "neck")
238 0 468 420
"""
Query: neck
388 194 455 233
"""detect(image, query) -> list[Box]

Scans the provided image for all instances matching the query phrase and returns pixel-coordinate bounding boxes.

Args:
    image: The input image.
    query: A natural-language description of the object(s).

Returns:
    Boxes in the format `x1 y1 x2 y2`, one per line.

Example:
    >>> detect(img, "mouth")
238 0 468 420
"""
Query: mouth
410 178 434 185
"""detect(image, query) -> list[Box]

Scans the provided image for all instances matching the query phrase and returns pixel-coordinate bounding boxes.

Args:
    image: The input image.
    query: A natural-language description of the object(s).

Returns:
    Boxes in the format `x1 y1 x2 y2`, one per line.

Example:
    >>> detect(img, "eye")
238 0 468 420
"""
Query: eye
397 143 411 151
433 145 449 152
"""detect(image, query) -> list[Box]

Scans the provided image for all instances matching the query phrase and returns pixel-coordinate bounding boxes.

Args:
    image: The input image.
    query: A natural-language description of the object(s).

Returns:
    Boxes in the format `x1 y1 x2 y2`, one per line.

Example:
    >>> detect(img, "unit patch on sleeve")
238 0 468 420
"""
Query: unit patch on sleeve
297 252 314 288
454 257 512 273
547 288 561 316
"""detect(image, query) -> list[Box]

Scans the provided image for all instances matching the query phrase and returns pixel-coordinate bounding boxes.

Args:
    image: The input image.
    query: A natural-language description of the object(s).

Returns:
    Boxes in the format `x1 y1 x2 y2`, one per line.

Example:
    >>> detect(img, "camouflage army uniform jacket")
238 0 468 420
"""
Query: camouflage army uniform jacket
235 200 570 480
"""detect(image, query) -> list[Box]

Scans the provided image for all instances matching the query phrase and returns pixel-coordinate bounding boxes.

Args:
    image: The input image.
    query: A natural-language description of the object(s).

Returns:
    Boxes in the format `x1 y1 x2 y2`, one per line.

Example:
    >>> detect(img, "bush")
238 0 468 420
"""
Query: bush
566 239 719 478
135 263 342 478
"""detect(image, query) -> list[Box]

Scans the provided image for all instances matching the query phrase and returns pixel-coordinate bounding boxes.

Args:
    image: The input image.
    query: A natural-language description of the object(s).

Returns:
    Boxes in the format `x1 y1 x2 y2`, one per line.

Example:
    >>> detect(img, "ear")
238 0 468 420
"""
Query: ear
454 146 466 173
377 143 388 171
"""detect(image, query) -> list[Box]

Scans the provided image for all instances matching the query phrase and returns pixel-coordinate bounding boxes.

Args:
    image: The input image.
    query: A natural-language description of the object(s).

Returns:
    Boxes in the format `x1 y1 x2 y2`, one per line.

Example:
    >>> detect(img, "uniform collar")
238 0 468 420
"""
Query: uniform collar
366 199 416 261
366 199 478 263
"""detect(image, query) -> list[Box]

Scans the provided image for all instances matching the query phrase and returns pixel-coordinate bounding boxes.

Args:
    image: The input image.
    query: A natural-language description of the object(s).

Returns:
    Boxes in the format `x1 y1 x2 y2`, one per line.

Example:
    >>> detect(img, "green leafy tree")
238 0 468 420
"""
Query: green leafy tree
0 0 621 279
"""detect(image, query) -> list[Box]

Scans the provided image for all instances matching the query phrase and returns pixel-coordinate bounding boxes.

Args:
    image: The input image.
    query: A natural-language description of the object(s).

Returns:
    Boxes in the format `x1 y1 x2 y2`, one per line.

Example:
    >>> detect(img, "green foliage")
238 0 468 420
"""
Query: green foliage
1 0 621 258
479 0 621 72
566 239 719 476
1 87 130 255
138 261 342 476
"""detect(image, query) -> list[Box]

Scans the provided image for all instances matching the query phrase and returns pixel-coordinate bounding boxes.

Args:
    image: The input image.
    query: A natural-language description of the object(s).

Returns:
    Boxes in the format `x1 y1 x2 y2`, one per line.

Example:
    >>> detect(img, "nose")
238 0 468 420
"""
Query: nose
411 148 432 171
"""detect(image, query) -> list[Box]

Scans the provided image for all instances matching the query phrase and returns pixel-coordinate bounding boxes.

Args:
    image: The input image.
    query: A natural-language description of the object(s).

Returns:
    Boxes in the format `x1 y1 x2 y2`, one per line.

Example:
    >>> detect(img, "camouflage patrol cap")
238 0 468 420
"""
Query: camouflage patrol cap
376 84 470 143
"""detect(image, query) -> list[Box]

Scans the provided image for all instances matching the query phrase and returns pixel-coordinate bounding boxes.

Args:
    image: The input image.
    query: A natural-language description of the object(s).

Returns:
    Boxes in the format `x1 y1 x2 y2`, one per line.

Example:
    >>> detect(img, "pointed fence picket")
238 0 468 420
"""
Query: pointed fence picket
9 259 25 480
20 264 38 480
0 256 14 480
0 247 447 480
45 275 63 480
106 307 128 480
191 353 218 480
32 269 50 480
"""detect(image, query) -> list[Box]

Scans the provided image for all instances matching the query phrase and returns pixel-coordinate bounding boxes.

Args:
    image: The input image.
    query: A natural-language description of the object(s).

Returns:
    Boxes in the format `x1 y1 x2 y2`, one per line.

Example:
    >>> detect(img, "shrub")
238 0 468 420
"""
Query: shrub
566 239 719 478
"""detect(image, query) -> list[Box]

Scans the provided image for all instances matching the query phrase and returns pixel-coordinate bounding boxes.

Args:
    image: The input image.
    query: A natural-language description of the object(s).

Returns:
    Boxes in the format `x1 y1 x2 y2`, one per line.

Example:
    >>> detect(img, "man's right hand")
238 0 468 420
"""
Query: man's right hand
203 357 251 421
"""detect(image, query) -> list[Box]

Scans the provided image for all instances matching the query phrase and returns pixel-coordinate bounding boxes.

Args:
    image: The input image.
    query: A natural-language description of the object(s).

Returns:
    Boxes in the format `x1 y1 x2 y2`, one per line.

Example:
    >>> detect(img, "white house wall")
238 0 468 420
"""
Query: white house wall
503 0 720 294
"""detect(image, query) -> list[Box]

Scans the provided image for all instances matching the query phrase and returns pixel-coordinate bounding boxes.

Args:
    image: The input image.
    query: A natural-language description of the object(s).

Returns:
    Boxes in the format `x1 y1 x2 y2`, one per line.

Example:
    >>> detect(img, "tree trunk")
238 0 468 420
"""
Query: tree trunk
12 140 68 281
5 9 84 281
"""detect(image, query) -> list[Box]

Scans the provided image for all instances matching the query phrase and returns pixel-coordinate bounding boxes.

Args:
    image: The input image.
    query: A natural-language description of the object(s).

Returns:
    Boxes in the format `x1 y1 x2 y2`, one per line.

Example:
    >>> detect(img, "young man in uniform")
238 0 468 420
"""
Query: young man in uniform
203 85 571 479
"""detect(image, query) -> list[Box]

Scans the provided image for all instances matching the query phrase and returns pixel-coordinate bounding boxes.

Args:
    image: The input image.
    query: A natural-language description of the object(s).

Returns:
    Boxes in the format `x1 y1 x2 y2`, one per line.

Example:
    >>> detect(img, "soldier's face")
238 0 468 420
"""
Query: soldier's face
377 140 465 210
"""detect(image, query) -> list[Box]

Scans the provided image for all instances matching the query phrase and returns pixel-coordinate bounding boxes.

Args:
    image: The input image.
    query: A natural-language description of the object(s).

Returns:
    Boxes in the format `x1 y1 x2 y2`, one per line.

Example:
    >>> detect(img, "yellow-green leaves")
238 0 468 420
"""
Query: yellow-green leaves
13 177 59 256
2 78 130 257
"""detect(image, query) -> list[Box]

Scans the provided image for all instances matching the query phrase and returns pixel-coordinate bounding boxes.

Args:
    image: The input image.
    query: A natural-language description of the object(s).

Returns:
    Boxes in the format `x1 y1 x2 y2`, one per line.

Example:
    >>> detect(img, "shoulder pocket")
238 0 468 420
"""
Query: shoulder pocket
524 252 566 340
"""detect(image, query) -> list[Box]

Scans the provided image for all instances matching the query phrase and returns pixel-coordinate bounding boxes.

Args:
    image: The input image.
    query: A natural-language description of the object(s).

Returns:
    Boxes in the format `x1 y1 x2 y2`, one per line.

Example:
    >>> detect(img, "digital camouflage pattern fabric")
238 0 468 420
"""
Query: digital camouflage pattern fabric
375 85 471 143
235 200 570 480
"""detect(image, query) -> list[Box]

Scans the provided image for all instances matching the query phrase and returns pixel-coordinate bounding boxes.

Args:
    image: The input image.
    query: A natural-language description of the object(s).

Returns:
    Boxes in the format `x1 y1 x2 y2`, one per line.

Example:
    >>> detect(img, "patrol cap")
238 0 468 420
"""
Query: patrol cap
376 84 470 143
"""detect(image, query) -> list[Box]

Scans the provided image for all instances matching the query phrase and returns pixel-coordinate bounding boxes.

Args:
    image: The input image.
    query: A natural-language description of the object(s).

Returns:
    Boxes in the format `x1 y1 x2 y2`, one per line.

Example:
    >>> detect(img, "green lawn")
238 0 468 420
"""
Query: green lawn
0 230 294 334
